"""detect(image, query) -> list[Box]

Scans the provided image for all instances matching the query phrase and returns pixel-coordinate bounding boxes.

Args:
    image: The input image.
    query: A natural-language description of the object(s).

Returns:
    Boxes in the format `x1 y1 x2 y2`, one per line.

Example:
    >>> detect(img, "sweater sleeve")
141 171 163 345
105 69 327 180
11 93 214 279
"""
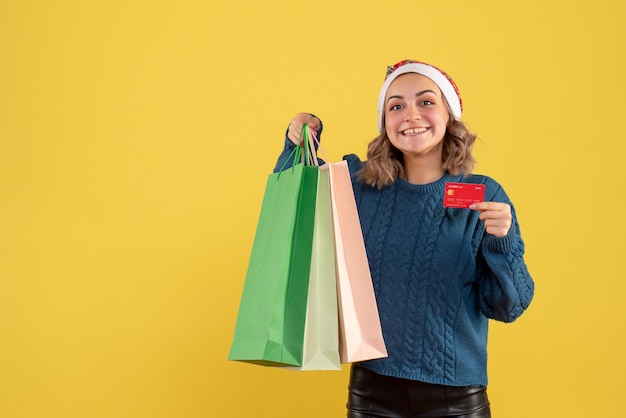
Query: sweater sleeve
476 183 535 323
273 116 324 173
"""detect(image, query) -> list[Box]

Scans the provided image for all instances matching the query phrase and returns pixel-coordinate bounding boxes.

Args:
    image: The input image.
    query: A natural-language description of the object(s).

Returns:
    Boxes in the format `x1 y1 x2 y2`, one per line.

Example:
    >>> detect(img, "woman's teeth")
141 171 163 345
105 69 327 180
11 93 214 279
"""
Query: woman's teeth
403 127 428 135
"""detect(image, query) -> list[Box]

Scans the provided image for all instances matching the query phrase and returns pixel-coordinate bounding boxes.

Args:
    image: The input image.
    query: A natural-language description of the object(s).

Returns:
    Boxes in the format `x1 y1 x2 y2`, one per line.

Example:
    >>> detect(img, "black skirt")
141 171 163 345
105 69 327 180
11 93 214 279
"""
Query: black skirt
347 364 491 418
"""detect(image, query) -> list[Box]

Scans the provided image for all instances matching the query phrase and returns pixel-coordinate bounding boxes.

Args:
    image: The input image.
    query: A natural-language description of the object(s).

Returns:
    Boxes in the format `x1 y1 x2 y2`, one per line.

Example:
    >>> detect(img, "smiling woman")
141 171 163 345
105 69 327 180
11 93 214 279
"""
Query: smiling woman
1 0 625 416
275 59 534 417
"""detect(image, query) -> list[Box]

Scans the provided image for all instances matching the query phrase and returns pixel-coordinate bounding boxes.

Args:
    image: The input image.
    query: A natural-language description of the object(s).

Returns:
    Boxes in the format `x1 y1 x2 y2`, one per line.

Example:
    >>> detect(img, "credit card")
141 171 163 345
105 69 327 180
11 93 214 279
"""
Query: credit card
443 182 485 208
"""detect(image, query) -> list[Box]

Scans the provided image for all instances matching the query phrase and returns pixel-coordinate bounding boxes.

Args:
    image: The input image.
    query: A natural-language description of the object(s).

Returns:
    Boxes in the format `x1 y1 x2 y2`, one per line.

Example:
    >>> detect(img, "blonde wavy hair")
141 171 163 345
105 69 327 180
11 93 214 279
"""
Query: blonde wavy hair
357 113 477 189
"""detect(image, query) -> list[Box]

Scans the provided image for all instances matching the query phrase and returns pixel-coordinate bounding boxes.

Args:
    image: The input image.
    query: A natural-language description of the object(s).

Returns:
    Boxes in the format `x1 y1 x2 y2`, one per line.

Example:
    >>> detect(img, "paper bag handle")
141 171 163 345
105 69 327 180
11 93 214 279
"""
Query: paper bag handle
277 124 326 174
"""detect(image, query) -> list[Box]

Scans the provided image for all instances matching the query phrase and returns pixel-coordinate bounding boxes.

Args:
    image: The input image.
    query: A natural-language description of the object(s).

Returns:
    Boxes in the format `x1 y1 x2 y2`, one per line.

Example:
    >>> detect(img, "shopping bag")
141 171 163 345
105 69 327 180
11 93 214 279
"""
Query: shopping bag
228 147 319 367
288 167 341 371
325 161 388 363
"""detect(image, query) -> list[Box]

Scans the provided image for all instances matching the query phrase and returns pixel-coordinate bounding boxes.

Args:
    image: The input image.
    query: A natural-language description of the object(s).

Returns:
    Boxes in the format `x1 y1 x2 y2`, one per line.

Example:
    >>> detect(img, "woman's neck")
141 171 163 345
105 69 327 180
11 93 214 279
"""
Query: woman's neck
403 155 445 185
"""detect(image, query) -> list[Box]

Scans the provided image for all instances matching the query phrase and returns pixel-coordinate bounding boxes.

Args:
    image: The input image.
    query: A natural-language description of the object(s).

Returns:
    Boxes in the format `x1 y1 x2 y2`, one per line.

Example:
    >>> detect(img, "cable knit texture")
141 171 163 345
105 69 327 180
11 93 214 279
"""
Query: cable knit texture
274 139 534 388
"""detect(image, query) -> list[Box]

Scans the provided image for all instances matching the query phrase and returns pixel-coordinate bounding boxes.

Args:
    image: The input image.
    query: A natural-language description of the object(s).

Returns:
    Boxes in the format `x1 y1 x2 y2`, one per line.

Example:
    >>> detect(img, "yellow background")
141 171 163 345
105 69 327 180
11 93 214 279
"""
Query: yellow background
1 0 624 416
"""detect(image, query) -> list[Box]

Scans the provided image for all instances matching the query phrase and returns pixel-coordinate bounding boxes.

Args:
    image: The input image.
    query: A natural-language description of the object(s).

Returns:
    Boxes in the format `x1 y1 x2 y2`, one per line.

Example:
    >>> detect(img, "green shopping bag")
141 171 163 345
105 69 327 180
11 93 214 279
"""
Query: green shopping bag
228 129 319 367
287 167 341 371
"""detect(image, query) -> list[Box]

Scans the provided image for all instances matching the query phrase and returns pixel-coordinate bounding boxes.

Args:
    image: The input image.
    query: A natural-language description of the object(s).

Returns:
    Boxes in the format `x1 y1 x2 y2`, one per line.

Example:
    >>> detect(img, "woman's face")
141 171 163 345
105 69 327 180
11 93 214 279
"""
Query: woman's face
384 73 450 158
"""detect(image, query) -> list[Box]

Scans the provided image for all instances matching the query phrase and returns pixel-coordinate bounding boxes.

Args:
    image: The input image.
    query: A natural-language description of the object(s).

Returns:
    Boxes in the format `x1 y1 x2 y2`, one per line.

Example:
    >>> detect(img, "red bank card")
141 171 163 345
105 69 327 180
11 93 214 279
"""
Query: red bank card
443 182 485 208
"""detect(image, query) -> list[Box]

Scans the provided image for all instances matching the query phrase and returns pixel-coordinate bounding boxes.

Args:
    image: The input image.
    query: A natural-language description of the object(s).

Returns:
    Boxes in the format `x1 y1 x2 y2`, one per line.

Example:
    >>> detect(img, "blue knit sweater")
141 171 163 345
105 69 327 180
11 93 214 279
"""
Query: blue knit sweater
274 136 534 387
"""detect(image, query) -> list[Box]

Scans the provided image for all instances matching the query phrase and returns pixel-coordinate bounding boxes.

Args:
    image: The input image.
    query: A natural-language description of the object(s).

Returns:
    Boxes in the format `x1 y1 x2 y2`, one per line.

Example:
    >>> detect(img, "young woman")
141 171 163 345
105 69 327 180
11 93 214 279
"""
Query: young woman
275 59 534 417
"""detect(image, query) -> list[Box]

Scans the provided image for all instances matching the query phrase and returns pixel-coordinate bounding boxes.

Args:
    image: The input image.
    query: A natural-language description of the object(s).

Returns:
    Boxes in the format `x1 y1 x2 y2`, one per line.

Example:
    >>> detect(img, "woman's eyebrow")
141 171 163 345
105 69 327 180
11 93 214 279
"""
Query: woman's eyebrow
415 89 437 97
386 90 437 103
386 95 404 102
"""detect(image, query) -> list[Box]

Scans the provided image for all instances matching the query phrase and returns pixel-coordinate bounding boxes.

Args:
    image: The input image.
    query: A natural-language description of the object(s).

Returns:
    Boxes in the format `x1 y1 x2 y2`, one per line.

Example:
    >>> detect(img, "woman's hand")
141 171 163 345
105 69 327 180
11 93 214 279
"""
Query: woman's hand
287 113 321 146
470 202 512 238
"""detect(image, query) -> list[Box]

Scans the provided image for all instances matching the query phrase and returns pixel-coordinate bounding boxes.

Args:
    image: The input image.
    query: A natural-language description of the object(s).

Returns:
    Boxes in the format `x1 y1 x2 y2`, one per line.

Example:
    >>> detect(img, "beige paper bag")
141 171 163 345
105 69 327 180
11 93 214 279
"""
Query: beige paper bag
324 161 388 363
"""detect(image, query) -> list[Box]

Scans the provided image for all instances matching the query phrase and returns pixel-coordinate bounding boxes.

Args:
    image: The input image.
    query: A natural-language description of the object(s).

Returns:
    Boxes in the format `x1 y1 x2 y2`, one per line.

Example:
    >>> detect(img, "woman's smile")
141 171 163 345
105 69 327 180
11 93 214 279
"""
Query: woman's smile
401 127 429 135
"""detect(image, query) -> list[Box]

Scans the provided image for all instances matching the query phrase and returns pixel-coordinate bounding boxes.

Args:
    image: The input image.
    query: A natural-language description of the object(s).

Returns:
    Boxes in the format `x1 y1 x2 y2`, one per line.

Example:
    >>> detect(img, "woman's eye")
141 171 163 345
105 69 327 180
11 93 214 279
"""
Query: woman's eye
389 104 402 111
421 100 434 106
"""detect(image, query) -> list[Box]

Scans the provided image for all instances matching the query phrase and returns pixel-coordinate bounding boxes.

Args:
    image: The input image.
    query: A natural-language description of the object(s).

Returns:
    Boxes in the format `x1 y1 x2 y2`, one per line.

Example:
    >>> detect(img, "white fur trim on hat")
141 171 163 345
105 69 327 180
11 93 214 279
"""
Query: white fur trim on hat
377 62 462 132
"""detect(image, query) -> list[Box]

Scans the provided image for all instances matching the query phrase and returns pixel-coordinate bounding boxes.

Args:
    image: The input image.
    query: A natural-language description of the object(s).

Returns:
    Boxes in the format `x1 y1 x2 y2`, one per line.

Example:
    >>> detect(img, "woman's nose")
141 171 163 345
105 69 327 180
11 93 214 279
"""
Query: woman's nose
404 105 421 120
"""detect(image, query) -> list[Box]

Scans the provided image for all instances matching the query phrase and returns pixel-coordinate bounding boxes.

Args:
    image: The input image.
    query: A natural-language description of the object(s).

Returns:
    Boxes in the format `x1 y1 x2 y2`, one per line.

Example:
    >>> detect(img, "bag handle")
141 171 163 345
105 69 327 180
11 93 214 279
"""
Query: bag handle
277 124 326 174
301 124 319 166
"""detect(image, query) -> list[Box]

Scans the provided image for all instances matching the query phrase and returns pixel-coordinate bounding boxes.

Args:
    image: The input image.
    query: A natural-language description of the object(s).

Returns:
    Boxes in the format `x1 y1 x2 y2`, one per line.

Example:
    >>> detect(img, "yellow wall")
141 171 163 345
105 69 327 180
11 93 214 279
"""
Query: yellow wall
1 0 624 416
